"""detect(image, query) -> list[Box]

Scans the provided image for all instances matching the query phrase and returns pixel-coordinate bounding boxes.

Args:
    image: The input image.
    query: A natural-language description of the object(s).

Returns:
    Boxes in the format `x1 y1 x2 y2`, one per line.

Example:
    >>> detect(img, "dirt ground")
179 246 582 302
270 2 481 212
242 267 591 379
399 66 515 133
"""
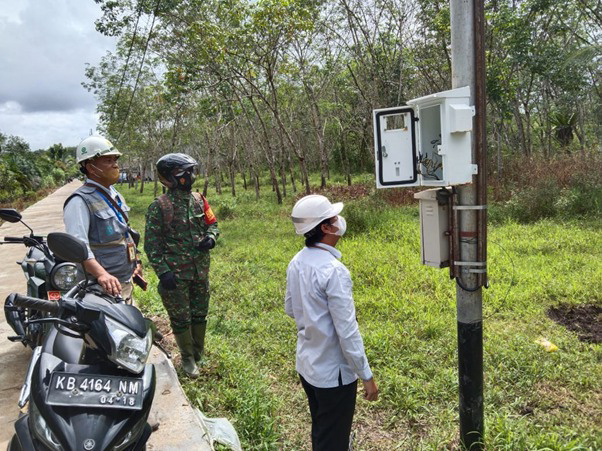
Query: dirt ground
547 304 602 343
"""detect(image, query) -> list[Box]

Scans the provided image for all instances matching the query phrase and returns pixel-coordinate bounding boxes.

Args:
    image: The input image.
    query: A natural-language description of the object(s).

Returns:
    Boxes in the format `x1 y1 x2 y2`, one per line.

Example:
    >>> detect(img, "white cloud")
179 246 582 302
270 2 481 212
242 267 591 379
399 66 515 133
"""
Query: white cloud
0 101 100 150
0 0 116 149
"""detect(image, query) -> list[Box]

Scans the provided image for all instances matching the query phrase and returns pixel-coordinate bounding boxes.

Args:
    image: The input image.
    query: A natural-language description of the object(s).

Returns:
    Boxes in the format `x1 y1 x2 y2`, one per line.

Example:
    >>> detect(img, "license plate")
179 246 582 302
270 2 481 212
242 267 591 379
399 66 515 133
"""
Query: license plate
46 372 143 410
47 291 61 301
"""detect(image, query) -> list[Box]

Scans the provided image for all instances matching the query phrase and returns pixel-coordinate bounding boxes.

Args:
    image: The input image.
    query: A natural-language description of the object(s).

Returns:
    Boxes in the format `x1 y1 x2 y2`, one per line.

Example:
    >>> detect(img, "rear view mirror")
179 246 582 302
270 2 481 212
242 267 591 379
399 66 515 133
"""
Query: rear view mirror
0 209 22 223
47 233 89 264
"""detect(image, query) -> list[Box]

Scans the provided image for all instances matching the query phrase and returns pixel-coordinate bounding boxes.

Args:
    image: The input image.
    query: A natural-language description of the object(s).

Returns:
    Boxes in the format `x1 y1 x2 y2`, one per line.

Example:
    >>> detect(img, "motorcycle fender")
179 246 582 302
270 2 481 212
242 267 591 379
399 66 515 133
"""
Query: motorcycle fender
4 295 26 338
18 347 42 408
12 415 35 451
132 422 152 451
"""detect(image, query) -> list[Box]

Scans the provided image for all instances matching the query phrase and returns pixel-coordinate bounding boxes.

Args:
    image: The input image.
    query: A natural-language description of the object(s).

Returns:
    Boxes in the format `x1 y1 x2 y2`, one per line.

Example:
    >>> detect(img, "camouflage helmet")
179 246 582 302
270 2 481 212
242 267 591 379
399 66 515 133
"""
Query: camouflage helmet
156 153 198 185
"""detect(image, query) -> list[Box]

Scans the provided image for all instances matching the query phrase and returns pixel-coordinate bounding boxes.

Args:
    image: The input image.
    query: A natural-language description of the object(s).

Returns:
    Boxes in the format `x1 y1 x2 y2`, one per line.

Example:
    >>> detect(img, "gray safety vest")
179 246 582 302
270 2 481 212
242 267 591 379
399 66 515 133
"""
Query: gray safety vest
64 185 135 283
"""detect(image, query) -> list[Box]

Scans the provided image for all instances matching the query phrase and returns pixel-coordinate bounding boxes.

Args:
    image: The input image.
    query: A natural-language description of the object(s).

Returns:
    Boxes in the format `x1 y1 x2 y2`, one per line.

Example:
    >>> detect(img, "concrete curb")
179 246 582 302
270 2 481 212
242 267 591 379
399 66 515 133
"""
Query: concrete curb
147 347 213 450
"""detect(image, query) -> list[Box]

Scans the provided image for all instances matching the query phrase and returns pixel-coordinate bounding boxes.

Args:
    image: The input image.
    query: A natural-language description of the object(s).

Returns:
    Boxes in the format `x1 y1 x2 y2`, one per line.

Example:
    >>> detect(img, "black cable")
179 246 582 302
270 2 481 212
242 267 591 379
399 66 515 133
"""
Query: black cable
108 4 144 123
483 239 517 320
116 0 162 144
456 276 482 292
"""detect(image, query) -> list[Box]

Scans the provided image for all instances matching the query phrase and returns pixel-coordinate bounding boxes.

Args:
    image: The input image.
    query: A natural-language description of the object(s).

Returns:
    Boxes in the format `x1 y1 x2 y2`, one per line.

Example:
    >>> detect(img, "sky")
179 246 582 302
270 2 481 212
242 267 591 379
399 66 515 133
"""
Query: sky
0 0 116 150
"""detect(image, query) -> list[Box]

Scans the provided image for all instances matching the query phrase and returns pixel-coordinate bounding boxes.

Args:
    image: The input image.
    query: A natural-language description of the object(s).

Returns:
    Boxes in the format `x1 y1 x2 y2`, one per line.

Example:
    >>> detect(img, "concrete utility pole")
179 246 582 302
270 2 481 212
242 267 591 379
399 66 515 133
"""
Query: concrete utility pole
450 0 487 449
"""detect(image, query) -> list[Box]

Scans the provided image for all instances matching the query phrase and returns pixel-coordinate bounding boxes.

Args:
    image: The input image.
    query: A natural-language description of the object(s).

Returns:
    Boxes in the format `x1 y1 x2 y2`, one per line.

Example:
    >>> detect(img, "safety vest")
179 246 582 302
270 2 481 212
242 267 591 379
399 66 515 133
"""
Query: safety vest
64 185 136 283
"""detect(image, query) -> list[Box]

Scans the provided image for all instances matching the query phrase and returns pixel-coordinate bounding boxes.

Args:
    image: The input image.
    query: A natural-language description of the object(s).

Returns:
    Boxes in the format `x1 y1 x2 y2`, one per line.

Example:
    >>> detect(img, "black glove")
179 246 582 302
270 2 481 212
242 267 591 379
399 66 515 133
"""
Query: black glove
159 271 177 291
197 235 216 251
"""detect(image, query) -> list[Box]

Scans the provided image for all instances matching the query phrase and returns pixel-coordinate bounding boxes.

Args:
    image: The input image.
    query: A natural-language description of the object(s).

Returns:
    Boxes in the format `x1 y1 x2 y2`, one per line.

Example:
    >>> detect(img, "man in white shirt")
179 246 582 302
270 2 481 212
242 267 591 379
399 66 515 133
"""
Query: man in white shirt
286 194 378 451
63 135 141 300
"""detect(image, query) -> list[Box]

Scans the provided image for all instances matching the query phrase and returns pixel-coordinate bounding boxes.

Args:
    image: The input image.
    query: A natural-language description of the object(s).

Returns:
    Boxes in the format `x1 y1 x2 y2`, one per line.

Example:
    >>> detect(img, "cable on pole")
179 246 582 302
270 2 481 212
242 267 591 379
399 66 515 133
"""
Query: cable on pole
116 0 162 144
108 4 144 124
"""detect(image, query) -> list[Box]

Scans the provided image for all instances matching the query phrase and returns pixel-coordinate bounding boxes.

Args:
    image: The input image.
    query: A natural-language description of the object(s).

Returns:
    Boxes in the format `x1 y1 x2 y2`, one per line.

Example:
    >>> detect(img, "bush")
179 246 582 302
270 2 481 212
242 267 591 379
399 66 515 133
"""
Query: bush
491 154 602 222
504 179 559 222
52 168 65 184
555 179 602 218
215 198 237 219
343 196 389 236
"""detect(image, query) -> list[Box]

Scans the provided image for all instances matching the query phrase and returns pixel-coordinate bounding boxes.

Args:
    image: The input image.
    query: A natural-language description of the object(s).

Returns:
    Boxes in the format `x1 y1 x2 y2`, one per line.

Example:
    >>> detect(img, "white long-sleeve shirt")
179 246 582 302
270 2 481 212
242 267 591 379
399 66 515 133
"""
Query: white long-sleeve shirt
285 242 373 388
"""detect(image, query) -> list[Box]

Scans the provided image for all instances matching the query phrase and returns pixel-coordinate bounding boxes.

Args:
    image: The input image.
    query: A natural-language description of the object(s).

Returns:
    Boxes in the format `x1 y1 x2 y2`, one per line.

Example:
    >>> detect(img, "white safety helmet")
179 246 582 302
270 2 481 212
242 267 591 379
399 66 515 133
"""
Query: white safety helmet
291 194 344 235
76 135 122 163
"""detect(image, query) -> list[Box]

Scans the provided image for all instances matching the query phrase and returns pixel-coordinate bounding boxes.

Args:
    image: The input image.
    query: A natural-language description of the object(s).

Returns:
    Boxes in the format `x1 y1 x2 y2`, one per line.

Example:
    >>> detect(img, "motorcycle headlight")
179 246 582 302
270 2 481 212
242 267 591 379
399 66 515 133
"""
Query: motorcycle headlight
50 263 79 290
105 316 152 374
30 400 64 450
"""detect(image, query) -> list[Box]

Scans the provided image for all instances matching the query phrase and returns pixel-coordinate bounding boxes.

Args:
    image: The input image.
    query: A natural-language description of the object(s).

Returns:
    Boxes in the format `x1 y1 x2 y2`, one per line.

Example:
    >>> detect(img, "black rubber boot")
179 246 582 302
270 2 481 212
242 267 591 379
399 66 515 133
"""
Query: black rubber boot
174 329 199 378
191 322 207 364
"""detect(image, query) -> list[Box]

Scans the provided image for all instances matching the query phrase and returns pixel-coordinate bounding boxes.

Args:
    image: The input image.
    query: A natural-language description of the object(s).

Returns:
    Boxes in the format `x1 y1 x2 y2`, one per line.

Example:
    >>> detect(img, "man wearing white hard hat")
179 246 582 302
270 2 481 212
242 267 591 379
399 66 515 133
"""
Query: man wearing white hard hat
285 194 378 451
63 135 142 300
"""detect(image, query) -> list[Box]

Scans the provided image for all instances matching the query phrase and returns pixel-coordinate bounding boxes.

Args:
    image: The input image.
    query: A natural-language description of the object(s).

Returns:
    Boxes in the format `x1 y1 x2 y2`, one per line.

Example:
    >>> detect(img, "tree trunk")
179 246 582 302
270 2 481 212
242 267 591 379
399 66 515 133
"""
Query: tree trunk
277 135 287 198
340 128 352 186
139 165 146 194
247 96 281 204
203 130 212 198
253 167 260 200
287 150 297 193
577 101 586 155
231 86 281 203
298 157 310 195
153 167 159 197
524 106 532 157
513 103 528 156
305 83 328 189
280 156 287 198
361 120 374 169
229 165 236 197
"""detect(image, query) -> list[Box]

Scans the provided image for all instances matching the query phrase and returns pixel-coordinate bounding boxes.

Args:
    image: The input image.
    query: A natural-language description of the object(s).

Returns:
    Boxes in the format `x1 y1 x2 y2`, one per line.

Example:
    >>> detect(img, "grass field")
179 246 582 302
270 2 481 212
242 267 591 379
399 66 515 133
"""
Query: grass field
122 175 601 450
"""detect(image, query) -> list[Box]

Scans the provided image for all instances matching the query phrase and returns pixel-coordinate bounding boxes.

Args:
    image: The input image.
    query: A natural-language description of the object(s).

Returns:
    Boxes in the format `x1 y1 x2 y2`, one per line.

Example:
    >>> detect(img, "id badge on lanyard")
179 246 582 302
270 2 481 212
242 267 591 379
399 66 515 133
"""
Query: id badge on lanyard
127 242 136 262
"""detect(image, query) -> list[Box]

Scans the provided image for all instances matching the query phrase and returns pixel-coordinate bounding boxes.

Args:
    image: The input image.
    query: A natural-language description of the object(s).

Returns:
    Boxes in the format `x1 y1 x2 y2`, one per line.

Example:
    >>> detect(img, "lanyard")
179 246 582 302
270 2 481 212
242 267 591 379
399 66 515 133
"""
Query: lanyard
98 191 126 225
84 183 130 241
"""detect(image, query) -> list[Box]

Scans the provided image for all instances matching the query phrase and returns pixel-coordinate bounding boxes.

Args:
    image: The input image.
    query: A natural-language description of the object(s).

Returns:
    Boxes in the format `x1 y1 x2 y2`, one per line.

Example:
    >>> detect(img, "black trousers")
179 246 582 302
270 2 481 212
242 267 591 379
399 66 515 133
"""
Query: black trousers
300 374 358 451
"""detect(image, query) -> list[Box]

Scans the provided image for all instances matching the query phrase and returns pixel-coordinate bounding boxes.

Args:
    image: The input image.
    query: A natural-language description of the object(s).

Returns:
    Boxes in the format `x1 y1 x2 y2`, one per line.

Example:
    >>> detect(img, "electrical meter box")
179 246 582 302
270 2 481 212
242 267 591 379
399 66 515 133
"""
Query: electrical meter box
374 86 476 188
414 188 450 268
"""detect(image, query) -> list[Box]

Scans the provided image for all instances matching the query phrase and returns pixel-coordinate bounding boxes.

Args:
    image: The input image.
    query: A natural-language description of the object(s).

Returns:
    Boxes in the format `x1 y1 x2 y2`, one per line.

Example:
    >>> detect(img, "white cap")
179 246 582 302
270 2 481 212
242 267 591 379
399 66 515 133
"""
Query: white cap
76 135 122 163
291 194 343 235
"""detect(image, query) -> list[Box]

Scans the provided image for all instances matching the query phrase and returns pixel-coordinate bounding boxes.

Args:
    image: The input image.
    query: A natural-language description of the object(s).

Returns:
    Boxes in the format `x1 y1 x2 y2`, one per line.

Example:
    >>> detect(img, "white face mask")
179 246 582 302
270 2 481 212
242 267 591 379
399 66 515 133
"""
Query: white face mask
330 216 347 236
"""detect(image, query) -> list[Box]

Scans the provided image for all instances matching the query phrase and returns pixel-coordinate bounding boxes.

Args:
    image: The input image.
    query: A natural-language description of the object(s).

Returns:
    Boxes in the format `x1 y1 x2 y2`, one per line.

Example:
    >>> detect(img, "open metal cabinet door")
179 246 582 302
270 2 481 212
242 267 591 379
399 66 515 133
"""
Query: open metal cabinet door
373 106 419 188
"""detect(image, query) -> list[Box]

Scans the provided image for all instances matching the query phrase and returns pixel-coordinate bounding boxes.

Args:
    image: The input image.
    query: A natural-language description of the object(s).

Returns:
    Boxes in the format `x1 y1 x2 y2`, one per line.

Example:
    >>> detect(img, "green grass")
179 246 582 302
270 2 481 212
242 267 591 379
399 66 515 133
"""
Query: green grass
121 175 602 450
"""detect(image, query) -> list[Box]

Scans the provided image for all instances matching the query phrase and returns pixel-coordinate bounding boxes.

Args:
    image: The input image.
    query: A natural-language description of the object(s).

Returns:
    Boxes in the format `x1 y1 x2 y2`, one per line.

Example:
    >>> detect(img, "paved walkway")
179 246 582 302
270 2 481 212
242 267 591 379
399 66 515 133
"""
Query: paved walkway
0 180 211 450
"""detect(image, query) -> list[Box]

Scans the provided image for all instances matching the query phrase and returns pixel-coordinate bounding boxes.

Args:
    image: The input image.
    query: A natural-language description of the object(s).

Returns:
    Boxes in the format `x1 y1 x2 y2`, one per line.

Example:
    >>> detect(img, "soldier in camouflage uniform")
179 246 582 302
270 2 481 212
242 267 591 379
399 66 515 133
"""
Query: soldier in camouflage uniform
144 153 219 377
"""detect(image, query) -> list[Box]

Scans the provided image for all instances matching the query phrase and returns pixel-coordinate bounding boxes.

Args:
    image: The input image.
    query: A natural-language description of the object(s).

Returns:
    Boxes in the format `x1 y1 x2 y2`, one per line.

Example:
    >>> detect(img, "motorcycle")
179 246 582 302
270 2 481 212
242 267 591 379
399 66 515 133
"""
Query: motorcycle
1 208 81 348
6 232 156 451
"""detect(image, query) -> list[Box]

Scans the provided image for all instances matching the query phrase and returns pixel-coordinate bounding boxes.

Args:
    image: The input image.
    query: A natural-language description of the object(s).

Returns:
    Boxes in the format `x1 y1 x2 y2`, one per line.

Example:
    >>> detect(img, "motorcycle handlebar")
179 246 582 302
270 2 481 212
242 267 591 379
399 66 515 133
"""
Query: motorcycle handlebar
3 236 24 242
6 293 60 315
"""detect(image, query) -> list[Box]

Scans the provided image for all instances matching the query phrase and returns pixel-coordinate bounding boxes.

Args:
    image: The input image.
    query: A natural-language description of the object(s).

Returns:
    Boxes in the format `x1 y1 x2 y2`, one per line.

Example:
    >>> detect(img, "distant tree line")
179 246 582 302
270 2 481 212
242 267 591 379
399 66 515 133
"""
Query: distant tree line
86 0 602 202
0 132 78 206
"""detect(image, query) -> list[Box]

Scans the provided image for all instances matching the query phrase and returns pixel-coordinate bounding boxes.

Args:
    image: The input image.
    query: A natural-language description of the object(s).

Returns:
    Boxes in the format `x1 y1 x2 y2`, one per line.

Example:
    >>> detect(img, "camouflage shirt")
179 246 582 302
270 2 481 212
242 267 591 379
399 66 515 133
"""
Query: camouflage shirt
144 189 219 280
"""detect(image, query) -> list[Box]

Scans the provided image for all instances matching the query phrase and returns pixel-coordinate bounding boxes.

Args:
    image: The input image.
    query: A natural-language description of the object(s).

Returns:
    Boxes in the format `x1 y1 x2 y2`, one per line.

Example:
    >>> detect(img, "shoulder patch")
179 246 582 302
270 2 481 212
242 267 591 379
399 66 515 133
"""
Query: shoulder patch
200 194 217 225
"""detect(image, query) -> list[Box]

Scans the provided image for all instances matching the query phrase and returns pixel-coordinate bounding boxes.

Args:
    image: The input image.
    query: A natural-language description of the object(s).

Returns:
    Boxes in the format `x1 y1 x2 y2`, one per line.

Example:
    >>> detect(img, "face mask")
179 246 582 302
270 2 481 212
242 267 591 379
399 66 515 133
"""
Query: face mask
330 216 347 236
174 170 195 191
90 163 119 186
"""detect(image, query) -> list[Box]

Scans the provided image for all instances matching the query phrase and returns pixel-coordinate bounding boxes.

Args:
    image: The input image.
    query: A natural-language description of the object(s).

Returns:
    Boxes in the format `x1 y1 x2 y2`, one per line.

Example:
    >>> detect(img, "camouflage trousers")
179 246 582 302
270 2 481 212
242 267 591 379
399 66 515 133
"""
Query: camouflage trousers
158 271 210 334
